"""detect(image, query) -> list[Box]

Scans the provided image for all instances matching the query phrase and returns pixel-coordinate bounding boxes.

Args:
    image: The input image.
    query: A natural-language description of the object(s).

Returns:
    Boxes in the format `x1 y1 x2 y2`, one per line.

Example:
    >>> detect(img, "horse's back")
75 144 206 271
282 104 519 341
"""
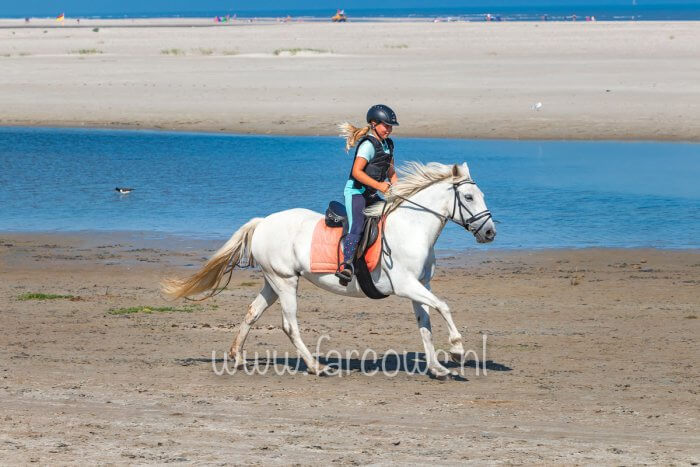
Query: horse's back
251 208 322 276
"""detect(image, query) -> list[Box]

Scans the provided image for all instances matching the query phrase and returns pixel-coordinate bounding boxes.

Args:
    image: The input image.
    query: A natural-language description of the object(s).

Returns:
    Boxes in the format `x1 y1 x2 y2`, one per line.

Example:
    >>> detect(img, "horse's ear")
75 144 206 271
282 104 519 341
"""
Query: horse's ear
460 162 471 179
451 164 460 177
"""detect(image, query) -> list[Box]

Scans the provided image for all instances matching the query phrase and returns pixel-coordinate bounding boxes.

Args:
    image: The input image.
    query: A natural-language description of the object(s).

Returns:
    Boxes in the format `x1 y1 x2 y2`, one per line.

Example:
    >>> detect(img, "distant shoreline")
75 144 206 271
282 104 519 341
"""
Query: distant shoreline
1 231 698 255
3 17 700 26
1 122 699 143
3 3 700 23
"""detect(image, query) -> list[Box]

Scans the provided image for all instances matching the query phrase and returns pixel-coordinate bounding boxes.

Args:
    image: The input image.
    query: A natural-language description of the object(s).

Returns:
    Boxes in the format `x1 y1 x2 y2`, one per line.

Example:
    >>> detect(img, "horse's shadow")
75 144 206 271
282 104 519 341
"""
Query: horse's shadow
181 352 511 380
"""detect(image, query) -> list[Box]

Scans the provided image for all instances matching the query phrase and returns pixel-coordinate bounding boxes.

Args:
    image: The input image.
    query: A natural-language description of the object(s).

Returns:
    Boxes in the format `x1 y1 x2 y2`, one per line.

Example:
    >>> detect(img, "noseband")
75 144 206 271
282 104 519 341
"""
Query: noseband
450 180 493 235
389 179 492 236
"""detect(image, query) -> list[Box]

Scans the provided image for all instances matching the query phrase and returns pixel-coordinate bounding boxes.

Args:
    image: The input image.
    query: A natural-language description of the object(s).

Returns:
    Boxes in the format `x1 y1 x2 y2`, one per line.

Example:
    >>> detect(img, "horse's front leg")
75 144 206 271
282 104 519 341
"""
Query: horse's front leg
411 300 450 378
399 279 465 367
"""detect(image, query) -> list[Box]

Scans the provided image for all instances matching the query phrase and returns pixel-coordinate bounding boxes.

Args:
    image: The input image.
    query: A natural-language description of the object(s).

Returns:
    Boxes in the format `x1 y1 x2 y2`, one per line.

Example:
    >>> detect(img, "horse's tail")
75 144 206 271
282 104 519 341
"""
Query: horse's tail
161 217 263 300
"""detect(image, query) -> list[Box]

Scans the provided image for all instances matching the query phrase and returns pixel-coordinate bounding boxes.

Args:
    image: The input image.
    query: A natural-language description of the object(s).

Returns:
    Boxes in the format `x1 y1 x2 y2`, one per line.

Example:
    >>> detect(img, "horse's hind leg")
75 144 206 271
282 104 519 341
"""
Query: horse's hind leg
269 274 327 375
229 279 278 368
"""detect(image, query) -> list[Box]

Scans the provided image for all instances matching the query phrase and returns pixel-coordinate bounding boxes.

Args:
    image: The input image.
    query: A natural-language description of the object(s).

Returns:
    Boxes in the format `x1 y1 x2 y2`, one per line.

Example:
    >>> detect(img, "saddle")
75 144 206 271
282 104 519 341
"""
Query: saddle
324 201 381 260
309 201 388 299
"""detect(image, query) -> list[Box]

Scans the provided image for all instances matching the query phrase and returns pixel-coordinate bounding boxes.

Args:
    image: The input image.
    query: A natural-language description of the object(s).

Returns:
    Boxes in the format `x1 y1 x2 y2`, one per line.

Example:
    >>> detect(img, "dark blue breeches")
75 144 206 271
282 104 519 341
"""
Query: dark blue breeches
342 191 380 263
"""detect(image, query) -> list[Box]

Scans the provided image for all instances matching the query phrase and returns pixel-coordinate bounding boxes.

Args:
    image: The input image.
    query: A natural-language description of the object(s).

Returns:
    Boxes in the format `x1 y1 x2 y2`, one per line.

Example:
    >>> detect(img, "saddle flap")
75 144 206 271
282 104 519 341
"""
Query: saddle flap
310 218 383 274
357 216 381 259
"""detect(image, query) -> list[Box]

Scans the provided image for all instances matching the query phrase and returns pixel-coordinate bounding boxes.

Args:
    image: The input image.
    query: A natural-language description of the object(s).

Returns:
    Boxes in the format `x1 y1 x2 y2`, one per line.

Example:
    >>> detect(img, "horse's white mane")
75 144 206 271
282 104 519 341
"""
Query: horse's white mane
365 162 472 217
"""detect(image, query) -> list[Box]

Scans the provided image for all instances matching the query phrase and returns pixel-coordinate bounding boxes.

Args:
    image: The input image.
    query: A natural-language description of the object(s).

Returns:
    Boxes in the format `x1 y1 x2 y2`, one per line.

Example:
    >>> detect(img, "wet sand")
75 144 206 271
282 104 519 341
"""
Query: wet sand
0 233 698 463
1 20 699 141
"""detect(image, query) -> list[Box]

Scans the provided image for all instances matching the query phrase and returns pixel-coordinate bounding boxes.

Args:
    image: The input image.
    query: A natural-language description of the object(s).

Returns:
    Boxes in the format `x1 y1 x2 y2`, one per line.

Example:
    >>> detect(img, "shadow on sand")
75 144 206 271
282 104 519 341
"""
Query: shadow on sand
178 352 511 380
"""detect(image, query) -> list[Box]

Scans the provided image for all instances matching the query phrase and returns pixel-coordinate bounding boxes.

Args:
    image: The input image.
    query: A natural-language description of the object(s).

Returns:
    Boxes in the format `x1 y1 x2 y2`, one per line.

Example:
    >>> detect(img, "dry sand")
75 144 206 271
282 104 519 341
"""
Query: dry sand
0 19 699 140
0 233 698 463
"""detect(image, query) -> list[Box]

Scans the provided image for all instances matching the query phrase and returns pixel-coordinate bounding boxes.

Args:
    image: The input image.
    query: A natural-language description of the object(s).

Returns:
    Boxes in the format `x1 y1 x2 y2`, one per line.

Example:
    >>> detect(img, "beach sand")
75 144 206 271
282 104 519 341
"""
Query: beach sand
1 16 699 464
0 233 698 463
0 19 699 140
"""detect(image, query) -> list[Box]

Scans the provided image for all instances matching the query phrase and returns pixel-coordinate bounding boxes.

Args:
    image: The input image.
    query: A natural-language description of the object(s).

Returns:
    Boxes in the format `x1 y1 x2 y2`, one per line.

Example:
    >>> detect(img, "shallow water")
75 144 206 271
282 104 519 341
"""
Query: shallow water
0 127 698 250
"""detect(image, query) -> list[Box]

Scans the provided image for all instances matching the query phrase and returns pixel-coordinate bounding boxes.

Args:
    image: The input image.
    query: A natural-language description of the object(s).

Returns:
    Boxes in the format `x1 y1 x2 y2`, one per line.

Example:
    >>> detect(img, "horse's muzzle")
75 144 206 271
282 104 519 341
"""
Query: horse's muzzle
473 224 496 243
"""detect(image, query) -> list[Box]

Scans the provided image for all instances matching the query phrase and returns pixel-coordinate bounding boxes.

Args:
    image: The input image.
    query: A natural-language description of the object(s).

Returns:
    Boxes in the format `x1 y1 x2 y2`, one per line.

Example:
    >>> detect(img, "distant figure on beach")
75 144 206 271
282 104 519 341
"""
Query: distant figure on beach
332 9 347 22
335 105 399 284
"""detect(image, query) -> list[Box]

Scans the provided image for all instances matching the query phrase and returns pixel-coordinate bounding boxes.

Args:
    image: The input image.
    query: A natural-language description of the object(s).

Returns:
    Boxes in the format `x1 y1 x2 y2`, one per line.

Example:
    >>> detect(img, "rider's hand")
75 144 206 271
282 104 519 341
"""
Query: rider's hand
377 182 391 194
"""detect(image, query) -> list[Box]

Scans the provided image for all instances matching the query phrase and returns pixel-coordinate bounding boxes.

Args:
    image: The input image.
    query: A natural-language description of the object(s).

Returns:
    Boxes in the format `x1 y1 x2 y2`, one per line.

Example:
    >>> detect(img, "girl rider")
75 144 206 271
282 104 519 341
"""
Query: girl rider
336 104 399 284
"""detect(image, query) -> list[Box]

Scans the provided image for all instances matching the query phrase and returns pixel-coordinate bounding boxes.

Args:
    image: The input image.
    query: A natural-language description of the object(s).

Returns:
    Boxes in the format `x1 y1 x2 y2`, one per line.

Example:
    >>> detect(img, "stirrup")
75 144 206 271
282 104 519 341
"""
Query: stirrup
335 262 354 286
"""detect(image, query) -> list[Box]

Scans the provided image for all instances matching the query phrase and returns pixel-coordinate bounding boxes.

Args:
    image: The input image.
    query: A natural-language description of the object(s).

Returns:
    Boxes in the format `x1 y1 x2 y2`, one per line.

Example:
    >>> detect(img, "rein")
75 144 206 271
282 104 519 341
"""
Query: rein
388 179 493 234
377 179 492 262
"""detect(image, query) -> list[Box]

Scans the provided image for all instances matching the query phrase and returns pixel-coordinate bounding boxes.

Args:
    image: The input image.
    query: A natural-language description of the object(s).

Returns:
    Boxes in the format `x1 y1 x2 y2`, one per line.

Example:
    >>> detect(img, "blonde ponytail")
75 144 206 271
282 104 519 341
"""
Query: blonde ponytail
338 122 371 152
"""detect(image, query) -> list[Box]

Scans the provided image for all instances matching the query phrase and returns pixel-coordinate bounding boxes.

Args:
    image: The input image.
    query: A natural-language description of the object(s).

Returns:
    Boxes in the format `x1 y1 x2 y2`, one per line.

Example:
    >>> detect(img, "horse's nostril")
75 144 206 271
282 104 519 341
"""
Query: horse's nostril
485 229 494 239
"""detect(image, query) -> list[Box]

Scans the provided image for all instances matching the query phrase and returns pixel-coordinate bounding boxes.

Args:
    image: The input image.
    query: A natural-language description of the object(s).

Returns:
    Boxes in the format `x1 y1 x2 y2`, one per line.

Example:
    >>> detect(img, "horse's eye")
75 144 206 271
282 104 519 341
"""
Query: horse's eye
465 195 474 201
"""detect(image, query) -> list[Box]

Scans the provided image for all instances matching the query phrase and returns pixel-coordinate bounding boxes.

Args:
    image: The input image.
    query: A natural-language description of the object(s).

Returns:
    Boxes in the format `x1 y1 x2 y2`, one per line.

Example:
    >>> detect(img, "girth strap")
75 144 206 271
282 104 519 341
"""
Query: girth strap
353 252 389 299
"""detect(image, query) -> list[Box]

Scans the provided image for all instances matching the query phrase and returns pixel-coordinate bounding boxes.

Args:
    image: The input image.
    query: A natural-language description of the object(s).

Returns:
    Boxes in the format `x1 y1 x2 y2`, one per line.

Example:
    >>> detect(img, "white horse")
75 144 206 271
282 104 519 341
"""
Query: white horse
163 162 496 378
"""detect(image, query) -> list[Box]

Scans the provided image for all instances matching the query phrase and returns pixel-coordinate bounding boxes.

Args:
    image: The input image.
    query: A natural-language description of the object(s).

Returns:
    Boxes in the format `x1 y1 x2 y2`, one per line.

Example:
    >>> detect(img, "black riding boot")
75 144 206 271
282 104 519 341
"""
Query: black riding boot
336 234 360 285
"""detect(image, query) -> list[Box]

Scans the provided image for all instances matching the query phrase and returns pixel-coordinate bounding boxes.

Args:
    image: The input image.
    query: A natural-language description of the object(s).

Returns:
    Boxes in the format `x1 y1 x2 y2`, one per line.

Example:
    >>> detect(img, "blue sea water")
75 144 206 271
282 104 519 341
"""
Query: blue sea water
3 4 700 21
0 127 698 250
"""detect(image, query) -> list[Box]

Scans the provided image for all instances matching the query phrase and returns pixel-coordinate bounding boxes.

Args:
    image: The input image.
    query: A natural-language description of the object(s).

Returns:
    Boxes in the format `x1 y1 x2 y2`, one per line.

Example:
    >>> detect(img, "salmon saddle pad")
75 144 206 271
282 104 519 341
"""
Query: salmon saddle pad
310 218 383 273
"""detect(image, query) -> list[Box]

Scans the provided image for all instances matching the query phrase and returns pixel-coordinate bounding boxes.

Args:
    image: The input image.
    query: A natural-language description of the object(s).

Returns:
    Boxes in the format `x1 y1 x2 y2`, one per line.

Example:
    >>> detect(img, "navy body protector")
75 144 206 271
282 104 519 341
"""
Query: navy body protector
348 135 394 195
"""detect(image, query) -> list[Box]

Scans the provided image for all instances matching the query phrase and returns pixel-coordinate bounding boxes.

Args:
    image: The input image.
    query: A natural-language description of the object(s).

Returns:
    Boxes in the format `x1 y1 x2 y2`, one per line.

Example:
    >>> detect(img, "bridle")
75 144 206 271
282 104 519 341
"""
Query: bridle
388 179 493 236
449 180 493 236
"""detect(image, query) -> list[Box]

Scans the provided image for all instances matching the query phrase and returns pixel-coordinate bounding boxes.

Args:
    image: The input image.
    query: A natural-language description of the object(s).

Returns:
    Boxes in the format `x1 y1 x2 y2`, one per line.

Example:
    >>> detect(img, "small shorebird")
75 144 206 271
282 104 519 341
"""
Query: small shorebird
115 187 134 194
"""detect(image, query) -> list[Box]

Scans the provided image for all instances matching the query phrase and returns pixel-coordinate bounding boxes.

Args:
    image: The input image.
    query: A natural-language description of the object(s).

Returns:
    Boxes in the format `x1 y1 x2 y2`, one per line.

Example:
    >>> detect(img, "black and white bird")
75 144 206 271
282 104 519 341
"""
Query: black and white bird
115 187 134 194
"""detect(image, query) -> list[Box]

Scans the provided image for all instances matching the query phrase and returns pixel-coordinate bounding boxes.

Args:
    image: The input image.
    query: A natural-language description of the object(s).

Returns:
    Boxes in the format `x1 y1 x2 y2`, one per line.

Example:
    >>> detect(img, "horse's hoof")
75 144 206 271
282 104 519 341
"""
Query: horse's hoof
450 352 465 364
228 352 246 369
429 367 450 380
307 365 330 376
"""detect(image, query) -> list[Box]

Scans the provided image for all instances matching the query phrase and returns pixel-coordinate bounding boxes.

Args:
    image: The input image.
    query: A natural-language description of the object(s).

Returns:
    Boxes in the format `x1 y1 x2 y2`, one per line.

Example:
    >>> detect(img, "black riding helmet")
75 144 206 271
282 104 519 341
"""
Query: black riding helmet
366 104 399 127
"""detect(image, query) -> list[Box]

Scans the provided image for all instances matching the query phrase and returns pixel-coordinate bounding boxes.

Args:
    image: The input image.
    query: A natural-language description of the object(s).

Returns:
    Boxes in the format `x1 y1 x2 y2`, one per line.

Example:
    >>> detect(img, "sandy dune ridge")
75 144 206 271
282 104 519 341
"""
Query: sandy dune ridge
1 20 699 140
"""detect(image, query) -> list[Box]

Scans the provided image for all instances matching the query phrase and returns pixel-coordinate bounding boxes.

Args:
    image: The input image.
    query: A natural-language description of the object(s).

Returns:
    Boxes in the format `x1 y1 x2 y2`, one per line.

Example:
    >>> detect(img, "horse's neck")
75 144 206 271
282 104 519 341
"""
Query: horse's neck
388 182 449 250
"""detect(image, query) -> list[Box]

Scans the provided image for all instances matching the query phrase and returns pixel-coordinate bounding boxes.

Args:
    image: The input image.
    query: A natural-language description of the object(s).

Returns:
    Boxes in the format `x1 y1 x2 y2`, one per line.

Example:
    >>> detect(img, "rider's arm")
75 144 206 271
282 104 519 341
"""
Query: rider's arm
388 158 398 185
351 158 387 192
